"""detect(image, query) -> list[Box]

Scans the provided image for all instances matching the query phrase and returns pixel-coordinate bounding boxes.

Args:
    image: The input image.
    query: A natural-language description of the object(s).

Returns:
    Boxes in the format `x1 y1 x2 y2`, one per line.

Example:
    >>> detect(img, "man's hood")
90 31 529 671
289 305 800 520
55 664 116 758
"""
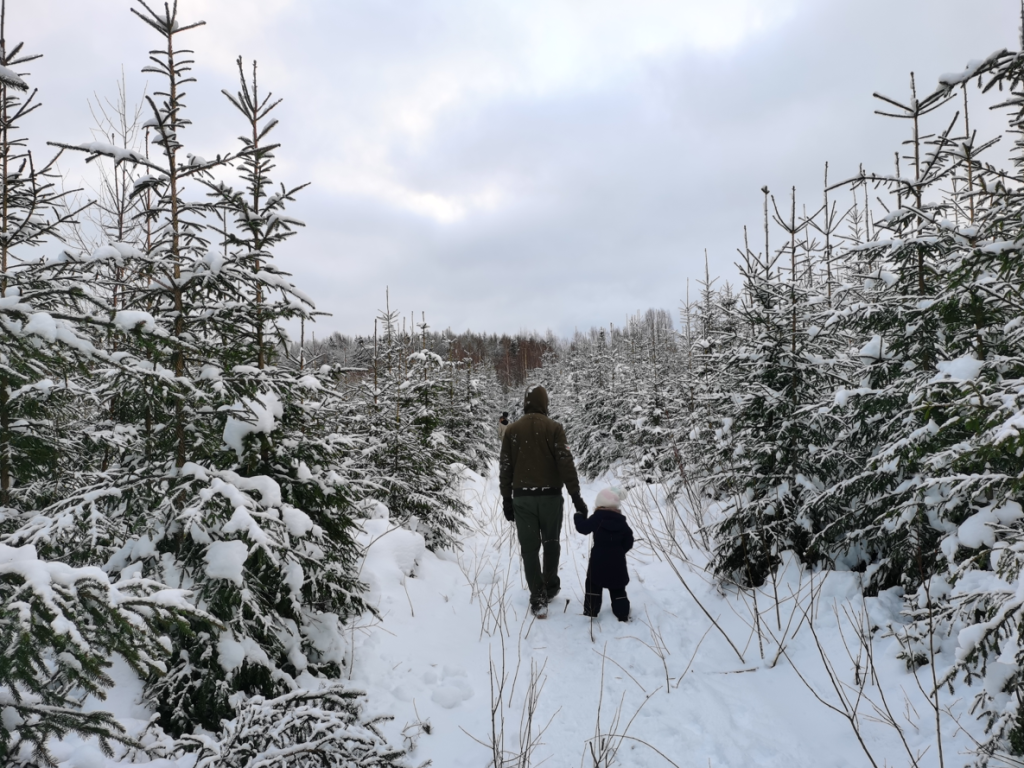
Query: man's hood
524 385 549 415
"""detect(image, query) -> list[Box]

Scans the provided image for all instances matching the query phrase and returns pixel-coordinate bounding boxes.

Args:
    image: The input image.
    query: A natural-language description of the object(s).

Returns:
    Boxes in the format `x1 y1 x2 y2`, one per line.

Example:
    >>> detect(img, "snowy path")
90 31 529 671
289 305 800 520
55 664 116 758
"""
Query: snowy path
351 465 974 767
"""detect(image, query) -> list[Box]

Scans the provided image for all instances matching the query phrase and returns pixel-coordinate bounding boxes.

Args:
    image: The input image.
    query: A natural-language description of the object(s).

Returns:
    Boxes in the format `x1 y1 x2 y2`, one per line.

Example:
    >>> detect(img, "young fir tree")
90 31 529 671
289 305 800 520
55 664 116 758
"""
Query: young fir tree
669 270 742 496
565 328 631 479
709 193 840 587
175 684 406 768
22 3 383 749
881 49 1024 763
623 309 680 483
49 77 156 507
208 54 366 599
810 76 969 592
356 306 468 551
0 8 100 518
684 270 741 475
0 543 204 768
0 12 213 764
436 332 495 477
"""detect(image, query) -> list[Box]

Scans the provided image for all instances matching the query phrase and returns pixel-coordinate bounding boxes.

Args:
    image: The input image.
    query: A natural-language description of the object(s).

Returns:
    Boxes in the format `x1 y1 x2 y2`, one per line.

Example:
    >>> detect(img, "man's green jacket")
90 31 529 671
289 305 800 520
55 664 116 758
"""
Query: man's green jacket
499 385 582 505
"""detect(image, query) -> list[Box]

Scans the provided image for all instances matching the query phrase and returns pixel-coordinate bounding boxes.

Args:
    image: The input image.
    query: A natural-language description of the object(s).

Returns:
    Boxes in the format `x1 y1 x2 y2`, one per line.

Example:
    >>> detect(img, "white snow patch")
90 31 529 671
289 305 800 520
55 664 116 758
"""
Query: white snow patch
283 561 304 597
23 312 58 342
0 64 28 90
956 501 1024 550
281 505 314 537
858 334 890 362
223 391 283 456
2 706 24 730
217 635 246 672
204 540 249 585
113 310 157 334
357 519 426 602
932 355 984 383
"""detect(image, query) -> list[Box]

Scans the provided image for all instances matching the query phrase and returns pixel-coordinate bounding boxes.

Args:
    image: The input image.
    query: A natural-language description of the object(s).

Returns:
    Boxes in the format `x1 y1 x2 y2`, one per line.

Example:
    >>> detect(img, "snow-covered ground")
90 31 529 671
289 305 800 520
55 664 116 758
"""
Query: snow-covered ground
351 464 984 767
50 462 987 768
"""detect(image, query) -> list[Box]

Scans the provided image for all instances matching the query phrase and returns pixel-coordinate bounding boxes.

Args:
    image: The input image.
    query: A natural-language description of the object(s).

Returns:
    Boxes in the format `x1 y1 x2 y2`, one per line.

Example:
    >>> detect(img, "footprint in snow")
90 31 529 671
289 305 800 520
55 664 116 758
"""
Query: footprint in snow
428 665 473 709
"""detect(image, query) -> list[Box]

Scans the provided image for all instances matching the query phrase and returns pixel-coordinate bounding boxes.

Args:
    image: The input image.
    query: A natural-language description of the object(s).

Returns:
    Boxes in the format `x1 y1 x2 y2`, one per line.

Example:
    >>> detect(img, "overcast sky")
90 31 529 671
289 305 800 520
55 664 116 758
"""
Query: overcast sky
14 0 1022 339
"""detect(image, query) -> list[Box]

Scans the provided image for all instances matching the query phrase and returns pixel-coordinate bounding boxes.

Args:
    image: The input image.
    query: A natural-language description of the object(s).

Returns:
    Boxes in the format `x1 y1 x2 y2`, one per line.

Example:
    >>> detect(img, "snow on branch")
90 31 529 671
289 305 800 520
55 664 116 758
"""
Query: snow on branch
0 64 28 91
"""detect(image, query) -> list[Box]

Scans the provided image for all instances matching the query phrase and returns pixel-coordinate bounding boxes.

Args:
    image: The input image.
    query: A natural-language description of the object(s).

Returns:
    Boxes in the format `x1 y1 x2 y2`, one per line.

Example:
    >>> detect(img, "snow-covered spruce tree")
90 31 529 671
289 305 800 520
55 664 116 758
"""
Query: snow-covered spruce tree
621 309 680 483
809 75 971 593
0 543 204 768
355 307 468 550
870 50 1024 763
709 195 841 587
60 74 150 261
22 3 387 750
205 55 366 599
564 328 632 479
667 270 742 498
0 14 102 518
434 332 495 477
0 13 219 766
46 77 156 503
411 322 495 477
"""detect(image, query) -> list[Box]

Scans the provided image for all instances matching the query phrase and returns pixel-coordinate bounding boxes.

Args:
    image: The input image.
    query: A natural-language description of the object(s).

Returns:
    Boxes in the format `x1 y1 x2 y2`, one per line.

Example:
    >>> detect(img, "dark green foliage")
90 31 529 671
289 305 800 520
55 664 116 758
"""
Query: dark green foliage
0 546 199 768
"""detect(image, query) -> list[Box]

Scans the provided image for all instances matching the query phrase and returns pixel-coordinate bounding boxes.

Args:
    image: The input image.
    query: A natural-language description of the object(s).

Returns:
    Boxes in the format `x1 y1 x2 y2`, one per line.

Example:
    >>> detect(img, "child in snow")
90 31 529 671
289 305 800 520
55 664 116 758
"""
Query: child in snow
574 487 633 621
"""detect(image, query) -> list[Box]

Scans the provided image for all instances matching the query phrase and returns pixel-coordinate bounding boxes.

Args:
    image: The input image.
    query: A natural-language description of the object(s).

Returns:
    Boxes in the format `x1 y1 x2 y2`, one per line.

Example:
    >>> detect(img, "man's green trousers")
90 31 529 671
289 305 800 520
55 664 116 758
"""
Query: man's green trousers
513 494 563 603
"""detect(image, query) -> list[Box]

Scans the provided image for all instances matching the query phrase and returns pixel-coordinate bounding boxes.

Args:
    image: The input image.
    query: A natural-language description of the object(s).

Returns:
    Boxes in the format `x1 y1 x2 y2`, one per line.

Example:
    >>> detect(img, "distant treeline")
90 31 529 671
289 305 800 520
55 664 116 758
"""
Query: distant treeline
297 307 676 391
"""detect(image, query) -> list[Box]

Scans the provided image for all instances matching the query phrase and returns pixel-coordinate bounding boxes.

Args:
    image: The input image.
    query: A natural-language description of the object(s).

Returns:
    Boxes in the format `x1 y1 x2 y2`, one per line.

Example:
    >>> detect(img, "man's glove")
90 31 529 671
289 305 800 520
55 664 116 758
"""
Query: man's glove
571 495 588 516
503 497 515 522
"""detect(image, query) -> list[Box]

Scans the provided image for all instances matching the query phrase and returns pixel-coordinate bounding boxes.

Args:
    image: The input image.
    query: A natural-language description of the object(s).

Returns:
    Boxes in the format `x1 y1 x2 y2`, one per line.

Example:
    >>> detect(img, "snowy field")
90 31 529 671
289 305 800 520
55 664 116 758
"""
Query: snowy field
350 464 985 768
50 462 990 768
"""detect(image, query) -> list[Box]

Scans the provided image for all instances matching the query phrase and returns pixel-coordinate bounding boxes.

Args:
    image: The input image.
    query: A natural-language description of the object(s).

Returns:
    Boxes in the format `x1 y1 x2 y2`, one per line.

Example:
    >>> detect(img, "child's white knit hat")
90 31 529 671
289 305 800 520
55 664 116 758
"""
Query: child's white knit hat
594 487 627 510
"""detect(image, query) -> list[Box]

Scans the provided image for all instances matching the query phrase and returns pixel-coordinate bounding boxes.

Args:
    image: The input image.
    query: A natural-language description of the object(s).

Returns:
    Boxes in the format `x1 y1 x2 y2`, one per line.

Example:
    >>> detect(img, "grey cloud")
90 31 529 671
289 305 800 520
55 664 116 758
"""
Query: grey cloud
15 0 1024 340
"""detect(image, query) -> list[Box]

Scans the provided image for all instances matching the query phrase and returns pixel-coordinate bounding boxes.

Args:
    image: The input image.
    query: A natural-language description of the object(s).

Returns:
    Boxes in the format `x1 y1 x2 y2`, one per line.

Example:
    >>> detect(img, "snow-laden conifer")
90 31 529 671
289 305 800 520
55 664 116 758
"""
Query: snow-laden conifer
667 269 741 497
621 310 680 482
176 685 407 768
564 328 631 478
355 306 469 550
21 2 379 746
811 73 982 592
0 11 99 518
0 544 203 768
709 193 841 586
880 50 1024 762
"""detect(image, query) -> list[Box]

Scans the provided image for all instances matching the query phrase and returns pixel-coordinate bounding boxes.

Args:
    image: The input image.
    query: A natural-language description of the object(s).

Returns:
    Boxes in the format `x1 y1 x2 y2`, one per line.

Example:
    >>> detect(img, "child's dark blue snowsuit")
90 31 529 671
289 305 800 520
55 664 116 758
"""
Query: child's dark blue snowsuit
574 507 633 621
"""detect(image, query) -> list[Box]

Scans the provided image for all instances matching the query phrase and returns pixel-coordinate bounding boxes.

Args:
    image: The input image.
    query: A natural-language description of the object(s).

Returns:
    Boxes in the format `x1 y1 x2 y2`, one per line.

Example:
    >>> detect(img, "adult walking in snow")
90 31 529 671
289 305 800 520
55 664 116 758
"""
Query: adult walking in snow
499 385 588 617
575 487 633 622
497 411 510 443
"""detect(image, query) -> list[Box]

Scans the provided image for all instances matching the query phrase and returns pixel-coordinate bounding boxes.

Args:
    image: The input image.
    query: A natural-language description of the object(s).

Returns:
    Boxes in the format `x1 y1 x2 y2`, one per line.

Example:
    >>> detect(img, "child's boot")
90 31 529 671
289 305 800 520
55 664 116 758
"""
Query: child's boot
610 589 630 622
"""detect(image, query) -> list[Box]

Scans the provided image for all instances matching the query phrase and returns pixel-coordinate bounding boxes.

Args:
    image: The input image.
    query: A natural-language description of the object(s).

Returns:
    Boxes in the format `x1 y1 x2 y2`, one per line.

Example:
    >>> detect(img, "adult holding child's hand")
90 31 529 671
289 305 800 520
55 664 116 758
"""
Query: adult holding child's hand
499 385 586 617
